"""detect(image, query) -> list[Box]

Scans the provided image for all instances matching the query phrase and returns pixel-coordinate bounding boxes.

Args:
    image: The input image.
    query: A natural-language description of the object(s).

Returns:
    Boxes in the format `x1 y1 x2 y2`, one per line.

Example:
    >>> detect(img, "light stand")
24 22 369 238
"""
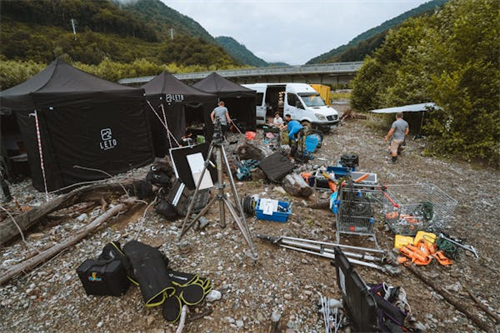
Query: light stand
178 121 258 261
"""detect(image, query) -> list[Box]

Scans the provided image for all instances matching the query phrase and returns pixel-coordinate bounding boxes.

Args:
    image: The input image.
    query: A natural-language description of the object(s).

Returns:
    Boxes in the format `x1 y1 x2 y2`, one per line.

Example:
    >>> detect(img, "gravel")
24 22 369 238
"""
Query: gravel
1 117 499 333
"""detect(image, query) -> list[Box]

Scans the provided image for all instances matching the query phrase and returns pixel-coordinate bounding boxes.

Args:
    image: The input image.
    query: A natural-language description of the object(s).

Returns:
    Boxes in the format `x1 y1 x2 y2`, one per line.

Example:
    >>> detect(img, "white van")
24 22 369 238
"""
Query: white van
242 83 339 132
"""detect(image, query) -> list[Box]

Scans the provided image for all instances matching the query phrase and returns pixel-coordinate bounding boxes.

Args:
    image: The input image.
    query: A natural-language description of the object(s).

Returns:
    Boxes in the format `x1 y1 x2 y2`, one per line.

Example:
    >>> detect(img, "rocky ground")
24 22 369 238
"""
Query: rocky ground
1 116 499 333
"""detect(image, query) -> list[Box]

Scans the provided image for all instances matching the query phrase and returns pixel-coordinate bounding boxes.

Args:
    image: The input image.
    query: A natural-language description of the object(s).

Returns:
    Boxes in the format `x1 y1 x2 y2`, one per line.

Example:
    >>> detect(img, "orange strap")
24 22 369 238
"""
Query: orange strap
432 251 453 266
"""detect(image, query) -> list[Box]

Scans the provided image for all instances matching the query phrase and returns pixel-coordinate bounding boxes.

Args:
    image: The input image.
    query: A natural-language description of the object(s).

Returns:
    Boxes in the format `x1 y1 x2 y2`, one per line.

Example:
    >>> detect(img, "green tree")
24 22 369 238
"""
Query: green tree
350 0 500 164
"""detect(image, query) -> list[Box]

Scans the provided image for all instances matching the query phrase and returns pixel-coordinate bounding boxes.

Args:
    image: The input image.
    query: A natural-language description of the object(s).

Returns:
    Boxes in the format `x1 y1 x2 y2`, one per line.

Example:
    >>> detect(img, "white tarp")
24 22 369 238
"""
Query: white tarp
370 102 440 114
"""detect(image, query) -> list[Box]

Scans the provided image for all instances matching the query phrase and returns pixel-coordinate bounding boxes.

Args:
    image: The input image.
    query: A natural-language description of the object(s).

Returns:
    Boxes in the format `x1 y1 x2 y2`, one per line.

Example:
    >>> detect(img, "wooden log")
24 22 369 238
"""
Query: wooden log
0 203 128 285
405 264 494 333
282 173 313 197
308 199 331 210
0 182 133 245
468 291 500 324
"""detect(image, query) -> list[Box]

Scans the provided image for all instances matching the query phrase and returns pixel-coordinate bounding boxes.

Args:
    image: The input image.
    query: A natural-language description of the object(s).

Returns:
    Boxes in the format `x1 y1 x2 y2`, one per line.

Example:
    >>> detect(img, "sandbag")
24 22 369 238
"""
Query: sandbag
146 162 174 189
155 200 178 221
123 240 175 307
162 270 213 322
98 241 138 284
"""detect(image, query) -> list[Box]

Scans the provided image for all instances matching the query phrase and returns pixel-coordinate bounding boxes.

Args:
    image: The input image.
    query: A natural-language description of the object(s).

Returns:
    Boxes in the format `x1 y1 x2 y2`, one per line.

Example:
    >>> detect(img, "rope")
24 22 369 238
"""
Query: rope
0 204 31 248
231 120 244 134
159 104 180 147
31 110 49 201
160 103 172 148
146 100 180 147
436 237 459 259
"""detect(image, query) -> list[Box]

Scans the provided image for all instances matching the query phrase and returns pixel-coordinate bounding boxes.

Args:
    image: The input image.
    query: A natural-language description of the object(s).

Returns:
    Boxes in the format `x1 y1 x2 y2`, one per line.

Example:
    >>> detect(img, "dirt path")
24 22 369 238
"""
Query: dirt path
1 117 499 333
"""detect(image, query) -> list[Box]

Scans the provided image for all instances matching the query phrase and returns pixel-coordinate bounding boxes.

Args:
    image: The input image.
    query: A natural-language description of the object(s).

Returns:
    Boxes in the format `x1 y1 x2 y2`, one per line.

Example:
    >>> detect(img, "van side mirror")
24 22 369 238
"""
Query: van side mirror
296 102 304 109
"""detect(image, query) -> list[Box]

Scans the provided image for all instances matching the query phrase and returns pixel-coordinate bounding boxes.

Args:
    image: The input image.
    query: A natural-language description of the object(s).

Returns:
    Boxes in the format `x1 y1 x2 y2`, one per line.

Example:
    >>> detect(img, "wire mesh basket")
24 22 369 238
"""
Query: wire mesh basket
335 182 382 244
382 183 457 235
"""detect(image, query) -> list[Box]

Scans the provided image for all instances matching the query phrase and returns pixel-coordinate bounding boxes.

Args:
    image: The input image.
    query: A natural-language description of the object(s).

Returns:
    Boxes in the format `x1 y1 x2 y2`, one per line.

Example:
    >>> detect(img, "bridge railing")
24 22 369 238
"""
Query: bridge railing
118 61 364 85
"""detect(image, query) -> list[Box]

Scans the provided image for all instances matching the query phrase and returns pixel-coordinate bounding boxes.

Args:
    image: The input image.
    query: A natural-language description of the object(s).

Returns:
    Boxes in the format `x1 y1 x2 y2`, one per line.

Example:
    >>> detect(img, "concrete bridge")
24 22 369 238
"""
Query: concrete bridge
118 61 363 86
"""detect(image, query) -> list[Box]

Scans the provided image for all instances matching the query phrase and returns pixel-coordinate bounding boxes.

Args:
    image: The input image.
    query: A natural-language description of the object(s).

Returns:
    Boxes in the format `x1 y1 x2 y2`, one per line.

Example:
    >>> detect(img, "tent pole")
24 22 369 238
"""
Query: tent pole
414 111 425 140
31 110 50 201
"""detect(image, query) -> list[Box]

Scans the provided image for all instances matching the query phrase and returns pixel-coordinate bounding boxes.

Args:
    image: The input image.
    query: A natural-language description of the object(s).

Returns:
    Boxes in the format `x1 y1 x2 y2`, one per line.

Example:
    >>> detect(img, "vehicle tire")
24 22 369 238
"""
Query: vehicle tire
301 121 312 134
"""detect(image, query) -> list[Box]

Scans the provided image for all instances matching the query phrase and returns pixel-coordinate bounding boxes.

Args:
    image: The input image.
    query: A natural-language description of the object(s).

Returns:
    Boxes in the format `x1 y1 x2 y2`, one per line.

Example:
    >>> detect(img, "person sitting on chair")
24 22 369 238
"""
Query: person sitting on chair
273 112 284 127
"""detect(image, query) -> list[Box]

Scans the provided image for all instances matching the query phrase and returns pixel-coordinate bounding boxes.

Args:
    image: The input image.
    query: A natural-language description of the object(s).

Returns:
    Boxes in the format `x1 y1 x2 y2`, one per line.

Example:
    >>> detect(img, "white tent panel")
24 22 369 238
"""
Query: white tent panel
370 102 440 113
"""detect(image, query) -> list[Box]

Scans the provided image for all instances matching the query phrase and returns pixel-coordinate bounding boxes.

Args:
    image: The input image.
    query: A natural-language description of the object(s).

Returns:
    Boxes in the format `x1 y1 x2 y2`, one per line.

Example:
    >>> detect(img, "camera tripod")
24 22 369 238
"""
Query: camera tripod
178 125 258 261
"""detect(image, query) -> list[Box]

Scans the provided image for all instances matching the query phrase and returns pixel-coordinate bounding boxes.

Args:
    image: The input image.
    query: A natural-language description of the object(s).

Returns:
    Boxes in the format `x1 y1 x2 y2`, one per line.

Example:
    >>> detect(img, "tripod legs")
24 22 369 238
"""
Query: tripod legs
178 142 258 261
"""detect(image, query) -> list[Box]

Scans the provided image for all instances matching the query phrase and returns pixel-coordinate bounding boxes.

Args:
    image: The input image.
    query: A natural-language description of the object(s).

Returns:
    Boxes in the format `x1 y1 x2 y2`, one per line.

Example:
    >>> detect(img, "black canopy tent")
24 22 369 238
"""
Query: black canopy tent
0 58 154 192
142 72 217 157
192 72 256 139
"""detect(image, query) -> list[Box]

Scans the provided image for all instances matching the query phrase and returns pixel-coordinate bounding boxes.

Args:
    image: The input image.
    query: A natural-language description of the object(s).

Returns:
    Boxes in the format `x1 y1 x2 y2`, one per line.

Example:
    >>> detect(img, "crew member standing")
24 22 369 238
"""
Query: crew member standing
210 101 232 134
284 114 304 159
384 112 409 163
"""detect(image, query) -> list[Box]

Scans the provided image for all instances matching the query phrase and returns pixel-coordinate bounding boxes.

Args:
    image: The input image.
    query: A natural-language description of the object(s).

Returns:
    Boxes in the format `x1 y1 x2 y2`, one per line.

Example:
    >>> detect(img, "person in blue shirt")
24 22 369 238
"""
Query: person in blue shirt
284 114 304 159
284 114 303 142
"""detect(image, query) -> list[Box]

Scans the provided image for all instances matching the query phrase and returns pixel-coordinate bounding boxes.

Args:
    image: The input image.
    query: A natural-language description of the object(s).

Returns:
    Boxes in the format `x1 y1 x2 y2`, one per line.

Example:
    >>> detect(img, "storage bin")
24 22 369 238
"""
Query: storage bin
255 199 292 222
349 171 378 185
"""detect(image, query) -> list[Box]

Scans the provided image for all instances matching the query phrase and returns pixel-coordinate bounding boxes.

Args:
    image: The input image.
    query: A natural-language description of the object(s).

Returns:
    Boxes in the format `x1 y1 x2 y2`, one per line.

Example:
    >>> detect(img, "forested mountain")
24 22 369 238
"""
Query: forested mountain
307 0 449 64
0 0 236 73
215 36 268 67
118 0 216 43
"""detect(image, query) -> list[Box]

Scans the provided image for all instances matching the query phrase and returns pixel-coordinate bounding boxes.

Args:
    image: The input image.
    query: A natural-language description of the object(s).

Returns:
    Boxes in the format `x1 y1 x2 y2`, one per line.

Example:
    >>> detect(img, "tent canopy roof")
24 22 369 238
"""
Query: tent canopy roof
142 71 216 102
0 58 142 110
192 72 255 97
370 102 440 114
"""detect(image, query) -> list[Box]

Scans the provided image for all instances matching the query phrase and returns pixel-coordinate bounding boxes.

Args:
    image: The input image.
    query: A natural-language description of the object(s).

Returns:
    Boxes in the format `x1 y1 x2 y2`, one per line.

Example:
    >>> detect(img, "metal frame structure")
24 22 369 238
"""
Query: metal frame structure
178 123 258 261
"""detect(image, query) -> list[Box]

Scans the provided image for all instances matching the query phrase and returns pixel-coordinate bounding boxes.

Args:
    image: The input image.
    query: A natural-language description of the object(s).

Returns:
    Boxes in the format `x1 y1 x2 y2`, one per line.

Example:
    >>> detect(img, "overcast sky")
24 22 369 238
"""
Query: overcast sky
162 0 430 65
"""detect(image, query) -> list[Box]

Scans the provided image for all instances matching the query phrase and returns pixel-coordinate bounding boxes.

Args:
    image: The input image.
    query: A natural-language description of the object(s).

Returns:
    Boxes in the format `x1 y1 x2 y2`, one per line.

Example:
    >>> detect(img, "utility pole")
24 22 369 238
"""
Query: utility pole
70 19 77 40
169 28 174 40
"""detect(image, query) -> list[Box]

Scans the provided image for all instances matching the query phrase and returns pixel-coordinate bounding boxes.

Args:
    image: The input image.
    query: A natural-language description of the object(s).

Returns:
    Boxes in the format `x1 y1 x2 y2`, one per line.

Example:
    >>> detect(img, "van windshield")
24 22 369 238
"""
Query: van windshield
299 94 325 107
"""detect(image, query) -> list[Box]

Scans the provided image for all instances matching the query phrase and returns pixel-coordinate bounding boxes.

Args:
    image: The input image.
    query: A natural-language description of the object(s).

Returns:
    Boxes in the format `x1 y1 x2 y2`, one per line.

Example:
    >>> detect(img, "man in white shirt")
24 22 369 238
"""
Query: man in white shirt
273 112 283 127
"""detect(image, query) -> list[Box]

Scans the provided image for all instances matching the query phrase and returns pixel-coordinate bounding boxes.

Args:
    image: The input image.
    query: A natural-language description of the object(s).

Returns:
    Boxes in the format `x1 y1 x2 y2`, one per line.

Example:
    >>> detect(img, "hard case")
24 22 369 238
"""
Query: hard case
76 259 130 297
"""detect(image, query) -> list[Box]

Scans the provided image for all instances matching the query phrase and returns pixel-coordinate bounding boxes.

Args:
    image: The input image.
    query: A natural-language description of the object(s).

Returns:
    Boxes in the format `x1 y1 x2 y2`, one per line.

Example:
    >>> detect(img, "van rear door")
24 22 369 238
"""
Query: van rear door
255 91 266 125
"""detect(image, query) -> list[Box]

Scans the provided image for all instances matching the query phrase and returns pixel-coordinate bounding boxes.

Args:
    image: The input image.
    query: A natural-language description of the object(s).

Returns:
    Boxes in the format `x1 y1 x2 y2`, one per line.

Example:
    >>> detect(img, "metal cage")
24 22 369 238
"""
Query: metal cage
383 183 457 235
335 182 382 246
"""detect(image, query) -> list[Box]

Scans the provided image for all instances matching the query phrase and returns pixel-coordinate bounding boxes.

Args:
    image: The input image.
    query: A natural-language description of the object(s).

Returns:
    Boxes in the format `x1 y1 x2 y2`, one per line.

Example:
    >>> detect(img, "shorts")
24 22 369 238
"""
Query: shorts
390 139 404 155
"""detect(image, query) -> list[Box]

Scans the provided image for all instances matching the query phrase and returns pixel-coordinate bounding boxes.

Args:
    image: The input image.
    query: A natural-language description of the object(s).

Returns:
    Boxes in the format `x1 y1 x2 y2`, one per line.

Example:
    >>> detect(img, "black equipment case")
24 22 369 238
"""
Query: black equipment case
334 247 378 332
166 179 209 216
76 259 130 297
258 152 296 183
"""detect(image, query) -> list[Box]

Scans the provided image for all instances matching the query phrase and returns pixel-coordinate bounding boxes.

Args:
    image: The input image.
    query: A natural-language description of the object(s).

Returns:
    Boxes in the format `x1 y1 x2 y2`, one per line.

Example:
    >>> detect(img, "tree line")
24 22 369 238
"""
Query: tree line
351 0 499 165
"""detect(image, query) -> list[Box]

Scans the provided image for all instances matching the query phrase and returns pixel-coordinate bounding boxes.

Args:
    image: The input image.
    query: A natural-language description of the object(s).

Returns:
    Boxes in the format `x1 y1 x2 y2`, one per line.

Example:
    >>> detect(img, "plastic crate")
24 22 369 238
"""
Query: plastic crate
327 166 350 178
255 199 292 222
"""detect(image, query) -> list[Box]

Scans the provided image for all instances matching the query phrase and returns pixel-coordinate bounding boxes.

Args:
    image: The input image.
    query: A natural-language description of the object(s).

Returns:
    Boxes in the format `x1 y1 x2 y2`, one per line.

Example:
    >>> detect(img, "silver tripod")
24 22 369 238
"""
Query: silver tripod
178 122 258 261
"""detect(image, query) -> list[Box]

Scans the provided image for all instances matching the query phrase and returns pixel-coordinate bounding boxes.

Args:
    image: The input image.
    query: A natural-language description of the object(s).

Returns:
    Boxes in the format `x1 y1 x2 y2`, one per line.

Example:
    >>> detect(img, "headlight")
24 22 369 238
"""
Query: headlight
315 113 326 121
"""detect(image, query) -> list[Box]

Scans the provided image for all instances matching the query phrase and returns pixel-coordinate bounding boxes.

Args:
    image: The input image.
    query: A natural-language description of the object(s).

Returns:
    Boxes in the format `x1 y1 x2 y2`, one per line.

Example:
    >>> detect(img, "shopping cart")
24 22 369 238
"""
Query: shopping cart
335 181 383 247
382 183 457 236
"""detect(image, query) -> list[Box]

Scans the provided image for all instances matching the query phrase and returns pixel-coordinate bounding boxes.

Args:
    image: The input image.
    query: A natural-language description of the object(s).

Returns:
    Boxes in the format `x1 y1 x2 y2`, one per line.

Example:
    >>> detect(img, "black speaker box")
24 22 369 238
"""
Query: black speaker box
76 259 130 297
